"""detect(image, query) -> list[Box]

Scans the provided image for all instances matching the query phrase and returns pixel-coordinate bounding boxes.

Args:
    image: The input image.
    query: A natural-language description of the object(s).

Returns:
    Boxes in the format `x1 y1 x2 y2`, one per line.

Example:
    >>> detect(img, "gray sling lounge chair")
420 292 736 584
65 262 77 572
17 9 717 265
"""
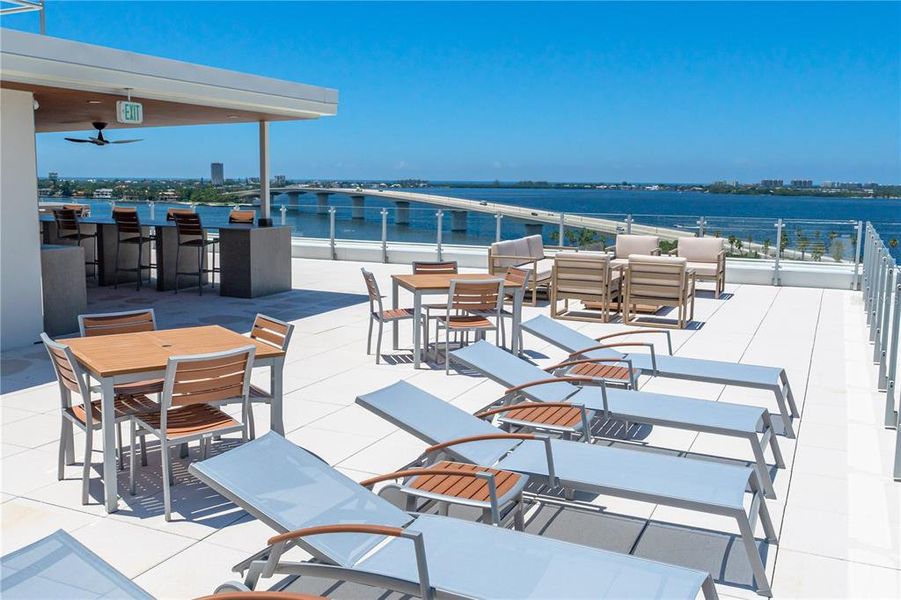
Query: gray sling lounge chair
0 529 153 599
450 341 784 499
189 432 716 600
521 315 800 437
357 381 777 597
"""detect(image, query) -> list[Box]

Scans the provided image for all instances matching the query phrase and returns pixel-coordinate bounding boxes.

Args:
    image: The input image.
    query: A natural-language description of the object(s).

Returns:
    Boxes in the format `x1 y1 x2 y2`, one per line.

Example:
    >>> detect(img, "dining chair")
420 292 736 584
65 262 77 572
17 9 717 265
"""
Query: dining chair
412 261 458 352
470 266 529 351
173 212 219 295
52 207 99 280
41 333 157 504
129 345 255 520
361 268 415 364
229 209 257 224
111 208 156 290
436 279 505 373
241 314 294 438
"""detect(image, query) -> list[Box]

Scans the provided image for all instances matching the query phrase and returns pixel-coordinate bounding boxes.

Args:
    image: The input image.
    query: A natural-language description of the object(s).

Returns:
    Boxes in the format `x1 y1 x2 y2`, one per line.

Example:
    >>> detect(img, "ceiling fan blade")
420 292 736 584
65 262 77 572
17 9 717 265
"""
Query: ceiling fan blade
110 139 143 144
65 138 91 143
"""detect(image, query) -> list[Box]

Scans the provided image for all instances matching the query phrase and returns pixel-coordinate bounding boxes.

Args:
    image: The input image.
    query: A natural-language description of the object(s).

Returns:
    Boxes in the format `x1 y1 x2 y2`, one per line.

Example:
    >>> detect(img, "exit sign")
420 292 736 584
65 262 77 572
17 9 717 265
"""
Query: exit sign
116 101 143 124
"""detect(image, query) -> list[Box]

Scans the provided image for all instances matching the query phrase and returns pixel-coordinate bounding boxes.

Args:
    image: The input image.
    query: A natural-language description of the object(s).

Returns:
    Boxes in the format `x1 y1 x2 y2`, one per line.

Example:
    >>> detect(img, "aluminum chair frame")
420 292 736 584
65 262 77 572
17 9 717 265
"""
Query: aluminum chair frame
189 433 717 600
436 278 505 373
111 207 156 291
357 381 777 596
362 268 417 364
521 315 800 437
239 314 294 439
173 212 219 295
51 207 99 280
129 345 255 520
77 308 157 337
412 261 459 353
451 341 784 498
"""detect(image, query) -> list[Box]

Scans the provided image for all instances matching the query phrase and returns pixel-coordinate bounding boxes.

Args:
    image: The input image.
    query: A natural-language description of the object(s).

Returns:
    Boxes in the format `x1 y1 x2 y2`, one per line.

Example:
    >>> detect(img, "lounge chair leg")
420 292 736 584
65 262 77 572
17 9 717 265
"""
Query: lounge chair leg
445 332 450 374
162 442 172 521
735 511 772 597
179 442 189 459
749 435 776 499
247 408 256 440
701 575 718 600
438 501 449 516
81 429 93 505
513 494 525 531
764 415 785 468
140 434 148 467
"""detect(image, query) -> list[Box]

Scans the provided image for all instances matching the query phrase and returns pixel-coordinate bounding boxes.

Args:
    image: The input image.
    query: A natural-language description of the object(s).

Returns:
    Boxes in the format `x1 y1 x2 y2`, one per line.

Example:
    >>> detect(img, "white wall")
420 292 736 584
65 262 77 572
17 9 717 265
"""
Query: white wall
1 89 43 350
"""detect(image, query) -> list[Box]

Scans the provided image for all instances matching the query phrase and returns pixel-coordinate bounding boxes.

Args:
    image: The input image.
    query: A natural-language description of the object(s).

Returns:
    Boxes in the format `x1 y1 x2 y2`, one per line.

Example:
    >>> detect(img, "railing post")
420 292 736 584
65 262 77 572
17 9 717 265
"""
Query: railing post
280 205 287 225
495 213 503 242
697 216 706 237
878 261 895 388
148 201 155 221
772 218 783 286
872 253 886 344
853 220 863 290
328 206 336 260
436 210 444 261
884 268 900 428
625 214 633 235
381 208 388 264
864 225 874 317
558 213 566 246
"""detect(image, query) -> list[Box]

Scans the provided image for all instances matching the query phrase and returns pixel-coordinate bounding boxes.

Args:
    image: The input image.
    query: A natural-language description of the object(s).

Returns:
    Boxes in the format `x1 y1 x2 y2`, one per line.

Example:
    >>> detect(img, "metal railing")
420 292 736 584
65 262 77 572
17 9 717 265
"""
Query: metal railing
860 223 901 480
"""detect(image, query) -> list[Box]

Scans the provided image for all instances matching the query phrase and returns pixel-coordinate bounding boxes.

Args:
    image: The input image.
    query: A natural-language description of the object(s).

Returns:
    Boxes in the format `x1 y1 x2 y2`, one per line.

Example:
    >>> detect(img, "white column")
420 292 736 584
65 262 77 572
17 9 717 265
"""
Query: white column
1 89 43 349
259 121 271 225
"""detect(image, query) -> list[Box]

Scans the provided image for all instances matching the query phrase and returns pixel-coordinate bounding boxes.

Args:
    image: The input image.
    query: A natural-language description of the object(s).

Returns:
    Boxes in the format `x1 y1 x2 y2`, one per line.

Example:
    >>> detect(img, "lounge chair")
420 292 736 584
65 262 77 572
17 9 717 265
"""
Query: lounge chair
189 432 717 600
357 380 777 596
521 314 800 437
449 341 784 498
0 529 152 599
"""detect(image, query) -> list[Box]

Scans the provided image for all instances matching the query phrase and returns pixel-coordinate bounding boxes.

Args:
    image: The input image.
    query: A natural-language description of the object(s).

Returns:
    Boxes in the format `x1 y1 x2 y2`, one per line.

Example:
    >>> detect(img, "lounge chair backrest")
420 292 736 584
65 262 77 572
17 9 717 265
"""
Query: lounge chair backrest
112 207 142 235
450 341 575 403
78 308 156 337
250 313 294 351
188 432 412 566
626 255 689 303
521 315 628 360
356 381 517 466
229 209 256 224
412 260 458 274
162 346 255 410
41 333 93 425
677 237 725 262
552 252 613 304
0 529 153 599
448 279 503 313
614 234 658 258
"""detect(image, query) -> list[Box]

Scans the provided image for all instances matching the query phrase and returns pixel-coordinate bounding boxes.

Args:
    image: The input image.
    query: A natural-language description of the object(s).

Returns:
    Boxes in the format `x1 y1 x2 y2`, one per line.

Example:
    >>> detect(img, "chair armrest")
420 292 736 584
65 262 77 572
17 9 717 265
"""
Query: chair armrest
593 329 673 355
478 402 594 435
425 433 558 487
568 342 658 374
650 248 661 255
504 376 594 395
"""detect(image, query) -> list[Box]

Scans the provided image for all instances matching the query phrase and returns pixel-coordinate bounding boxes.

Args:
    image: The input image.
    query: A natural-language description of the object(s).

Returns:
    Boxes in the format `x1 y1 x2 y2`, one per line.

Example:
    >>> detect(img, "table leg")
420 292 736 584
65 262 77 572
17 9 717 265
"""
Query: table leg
512 288 523 356
392 279 399 350
413 291 422 368
100 378 118 513
270 357 285 434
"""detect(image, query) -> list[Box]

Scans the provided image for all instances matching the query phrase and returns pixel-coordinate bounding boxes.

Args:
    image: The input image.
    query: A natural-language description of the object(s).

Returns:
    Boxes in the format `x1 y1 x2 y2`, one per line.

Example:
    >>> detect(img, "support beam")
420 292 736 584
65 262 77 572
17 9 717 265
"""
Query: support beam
258 121 271 226
451 210 467 232
524 223 544 237
316 192 330 214
351 195 365 219
395 201 410 225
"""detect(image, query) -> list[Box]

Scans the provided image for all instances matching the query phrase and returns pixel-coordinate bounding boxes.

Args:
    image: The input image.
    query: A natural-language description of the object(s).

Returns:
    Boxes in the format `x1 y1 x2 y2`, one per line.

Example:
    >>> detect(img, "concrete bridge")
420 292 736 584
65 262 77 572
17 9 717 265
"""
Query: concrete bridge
225 186 692 239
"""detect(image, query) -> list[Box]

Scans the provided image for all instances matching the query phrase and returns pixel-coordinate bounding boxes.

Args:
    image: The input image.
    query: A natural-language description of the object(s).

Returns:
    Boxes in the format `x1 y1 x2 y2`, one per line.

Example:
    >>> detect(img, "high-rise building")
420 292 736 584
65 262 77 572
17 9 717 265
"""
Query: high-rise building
48 171 58 181
790 179 813 188
210 162 224 185
273 174 286 186
760 179 783 188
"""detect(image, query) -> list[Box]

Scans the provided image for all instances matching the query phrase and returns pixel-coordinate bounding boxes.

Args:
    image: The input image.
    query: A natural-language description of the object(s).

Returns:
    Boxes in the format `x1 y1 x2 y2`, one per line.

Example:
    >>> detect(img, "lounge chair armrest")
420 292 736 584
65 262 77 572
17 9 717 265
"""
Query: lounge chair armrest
504 376 594 395
424 433 558 487
592 329 673 354
568 342 658 373
477 402 594 438
267 525 432 599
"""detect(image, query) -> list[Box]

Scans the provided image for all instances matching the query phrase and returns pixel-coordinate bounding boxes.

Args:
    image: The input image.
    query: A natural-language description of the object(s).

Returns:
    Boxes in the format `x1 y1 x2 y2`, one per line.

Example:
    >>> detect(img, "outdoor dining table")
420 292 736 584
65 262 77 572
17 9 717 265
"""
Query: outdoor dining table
391 273 524 369
63 325 286 513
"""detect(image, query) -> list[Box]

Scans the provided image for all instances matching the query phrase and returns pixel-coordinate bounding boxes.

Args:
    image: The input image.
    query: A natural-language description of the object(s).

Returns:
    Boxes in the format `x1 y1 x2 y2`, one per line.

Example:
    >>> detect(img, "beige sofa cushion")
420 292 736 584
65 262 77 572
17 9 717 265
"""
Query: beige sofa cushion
615 235 659 258
678 237 724 263
491 238 532 268
524 235 545 259
520 257 554 282
687 262 719 277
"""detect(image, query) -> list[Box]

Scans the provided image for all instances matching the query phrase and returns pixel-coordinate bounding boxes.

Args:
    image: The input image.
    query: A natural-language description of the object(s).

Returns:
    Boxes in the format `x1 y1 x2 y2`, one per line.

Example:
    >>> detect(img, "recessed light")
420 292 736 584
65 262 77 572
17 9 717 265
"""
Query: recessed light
227 115 240 119
87 100 102 104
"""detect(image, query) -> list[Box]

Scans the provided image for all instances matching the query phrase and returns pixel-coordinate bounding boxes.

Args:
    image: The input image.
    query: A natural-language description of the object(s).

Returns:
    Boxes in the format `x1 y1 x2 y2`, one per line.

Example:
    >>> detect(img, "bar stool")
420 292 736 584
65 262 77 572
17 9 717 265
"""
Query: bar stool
112 208 155 290
52 208 99 279
229 209 256 224
173 212 219 295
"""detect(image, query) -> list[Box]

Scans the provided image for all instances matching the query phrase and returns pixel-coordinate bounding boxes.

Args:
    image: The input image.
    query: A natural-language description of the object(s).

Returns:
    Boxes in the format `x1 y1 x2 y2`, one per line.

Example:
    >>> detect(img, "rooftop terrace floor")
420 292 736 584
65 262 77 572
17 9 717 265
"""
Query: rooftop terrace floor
1 257 899 598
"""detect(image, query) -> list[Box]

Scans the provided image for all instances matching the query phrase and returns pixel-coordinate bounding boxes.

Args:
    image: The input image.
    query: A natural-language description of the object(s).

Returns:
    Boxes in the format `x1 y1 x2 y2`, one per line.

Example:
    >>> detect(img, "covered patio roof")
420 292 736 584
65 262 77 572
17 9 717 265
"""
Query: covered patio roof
0 28 338 132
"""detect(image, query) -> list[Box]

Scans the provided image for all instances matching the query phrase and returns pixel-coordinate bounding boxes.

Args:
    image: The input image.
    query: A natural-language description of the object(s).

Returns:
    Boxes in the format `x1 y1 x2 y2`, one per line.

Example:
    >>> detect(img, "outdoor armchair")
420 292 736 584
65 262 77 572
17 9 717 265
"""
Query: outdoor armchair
674 237 727 298
550 251 623 322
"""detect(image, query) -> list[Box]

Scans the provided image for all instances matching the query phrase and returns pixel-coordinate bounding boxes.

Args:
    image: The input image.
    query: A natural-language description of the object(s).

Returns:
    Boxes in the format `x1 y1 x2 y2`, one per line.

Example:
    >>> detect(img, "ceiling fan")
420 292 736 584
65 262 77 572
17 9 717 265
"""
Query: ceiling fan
65 122 142 146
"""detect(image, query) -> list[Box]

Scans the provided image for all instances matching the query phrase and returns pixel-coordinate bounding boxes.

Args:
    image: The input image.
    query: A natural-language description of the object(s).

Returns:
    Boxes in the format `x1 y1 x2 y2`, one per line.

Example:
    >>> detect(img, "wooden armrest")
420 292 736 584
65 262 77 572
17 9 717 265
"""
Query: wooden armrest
593 330 673 354
504 376 594 395
476 402 577 419
490 254 537 262
268 523 404 546
425 432 536 454
196 593 325 600
361 467 493 488
569 342 658 373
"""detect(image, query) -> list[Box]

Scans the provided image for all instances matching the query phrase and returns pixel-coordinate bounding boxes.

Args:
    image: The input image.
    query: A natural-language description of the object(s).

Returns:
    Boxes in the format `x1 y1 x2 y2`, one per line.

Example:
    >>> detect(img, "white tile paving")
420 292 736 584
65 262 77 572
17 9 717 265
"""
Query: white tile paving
1 257 898 598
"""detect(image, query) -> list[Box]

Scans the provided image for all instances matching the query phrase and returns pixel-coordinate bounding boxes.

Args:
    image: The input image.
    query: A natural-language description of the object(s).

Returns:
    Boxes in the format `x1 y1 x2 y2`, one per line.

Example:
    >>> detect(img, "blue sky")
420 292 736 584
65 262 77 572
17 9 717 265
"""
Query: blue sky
5 1 900 183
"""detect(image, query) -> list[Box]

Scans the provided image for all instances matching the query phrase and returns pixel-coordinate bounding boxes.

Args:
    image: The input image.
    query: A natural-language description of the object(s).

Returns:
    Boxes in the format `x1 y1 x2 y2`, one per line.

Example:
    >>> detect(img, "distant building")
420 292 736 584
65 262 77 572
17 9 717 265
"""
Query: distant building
714 179 739 187
159 189 180 201
92 188 113 199
211 162 224 186
273 174 286 186
48 171 58 181
760 179 783 188
790 180 813 188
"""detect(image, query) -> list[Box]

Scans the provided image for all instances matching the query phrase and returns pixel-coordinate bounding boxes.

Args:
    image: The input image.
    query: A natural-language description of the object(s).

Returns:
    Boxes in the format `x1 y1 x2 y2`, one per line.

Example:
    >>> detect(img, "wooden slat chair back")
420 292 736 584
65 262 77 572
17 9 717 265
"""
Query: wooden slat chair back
412 261 458 275
78 309 156 337
166 208 195 221
361 268 414 364
250 314 294 351
42 334 91 403
624 255 695 328
440 279 505 372
448 280 503 312
173 212 205 237
164 348 255 410
63 204 90 217
229 210 256 224
361 268 385 314
112 207 142 235
550 252 620 322
52 208 80 234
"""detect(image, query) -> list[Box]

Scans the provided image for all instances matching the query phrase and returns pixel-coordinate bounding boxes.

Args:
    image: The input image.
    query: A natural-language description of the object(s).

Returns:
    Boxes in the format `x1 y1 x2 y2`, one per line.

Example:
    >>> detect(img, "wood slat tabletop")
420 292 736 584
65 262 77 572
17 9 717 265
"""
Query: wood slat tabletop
64 325 284 378
392 273 518 291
